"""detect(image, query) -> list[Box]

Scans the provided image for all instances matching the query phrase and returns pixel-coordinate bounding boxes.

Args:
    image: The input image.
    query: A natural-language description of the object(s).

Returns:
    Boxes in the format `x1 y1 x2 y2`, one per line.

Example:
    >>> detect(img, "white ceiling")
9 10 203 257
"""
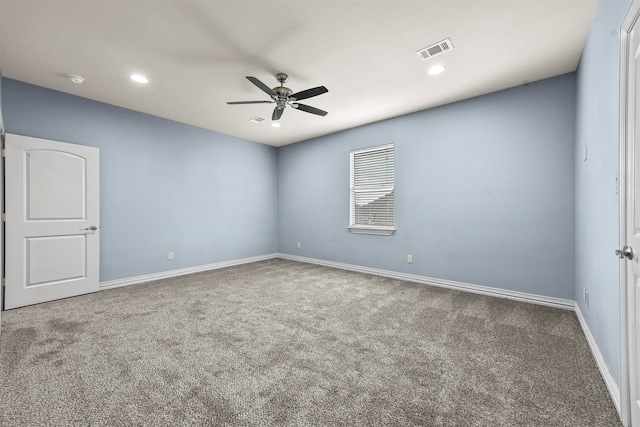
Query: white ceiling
0 0 598 147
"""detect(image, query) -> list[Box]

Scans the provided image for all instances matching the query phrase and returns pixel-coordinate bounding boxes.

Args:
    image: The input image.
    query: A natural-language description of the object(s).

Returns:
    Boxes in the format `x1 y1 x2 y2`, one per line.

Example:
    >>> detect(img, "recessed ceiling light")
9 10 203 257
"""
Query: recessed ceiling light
271 122 281 128
67 74 85 84
130 74 149 84
427 65 445 76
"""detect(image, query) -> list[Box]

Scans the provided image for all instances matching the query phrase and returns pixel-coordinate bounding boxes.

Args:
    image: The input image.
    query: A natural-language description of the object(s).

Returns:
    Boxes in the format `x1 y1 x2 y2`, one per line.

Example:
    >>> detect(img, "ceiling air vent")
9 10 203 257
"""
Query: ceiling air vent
416 38 454 61
249 116 266 124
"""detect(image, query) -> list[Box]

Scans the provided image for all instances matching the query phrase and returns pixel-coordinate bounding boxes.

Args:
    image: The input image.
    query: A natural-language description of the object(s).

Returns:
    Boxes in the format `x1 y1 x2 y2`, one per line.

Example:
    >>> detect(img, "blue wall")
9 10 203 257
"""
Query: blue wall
575 0 632 389
278 74 577 300
2 79 279 282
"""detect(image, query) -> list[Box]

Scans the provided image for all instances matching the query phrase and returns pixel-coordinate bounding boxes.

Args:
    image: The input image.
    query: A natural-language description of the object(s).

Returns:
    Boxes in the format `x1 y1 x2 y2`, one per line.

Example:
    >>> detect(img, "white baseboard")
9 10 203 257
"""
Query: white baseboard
277 253 575 310
100 252 620 415
575 303 621 415
101 252 574 307
99 253 279 290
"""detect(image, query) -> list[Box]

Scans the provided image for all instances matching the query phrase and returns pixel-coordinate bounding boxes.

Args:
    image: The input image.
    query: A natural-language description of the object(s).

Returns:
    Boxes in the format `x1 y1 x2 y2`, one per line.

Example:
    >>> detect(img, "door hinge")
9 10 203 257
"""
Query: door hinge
1 148 5 157
1 213 5 222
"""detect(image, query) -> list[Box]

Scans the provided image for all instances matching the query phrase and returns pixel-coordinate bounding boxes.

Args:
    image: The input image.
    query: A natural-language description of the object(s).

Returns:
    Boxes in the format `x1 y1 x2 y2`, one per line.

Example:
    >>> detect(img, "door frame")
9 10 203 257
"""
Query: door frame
0 78 4 333
621 2 640 426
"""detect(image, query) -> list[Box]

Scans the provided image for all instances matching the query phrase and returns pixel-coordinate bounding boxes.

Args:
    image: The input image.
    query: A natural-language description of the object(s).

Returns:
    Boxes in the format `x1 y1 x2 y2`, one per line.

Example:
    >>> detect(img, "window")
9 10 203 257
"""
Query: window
349 144 395 235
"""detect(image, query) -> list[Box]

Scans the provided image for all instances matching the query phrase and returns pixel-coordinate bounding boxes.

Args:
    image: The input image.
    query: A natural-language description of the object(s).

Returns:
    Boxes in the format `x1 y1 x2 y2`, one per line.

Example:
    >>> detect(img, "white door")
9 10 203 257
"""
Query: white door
5 133 100 309
624 5 640 425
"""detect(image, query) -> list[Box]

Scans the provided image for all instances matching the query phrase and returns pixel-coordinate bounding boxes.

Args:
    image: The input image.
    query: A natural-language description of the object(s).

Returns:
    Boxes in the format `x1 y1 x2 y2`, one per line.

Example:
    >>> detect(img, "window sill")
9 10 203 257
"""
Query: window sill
349 226 396 236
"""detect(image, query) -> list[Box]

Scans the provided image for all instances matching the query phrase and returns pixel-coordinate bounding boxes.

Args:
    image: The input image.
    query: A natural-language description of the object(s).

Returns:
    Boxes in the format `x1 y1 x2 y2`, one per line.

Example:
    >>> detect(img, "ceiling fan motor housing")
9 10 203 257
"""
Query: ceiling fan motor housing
273 72 294 105
273 86 293 98
274 82 293 108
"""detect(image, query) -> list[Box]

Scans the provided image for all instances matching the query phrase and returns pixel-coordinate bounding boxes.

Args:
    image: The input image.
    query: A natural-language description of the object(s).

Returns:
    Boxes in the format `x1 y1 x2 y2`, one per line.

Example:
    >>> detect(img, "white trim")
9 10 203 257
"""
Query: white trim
97 251 621 412
101 252 574 310
350 143 394 156
575 303 622 414
99 253 279 290
276 253 574 310
348 226 396 236
0 104 4 330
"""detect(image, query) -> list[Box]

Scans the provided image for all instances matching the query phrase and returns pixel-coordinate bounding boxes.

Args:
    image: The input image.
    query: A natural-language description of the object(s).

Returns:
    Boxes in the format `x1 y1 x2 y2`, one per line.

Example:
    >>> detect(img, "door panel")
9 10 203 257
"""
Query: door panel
27 235 87 286
5 134 99 309
27 150 87 220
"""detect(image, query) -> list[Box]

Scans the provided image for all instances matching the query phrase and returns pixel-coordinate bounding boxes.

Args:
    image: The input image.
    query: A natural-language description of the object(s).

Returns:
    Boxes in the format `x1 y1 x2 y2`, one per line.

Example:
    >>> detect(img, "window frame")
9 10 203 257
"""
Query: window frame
349 143 396 236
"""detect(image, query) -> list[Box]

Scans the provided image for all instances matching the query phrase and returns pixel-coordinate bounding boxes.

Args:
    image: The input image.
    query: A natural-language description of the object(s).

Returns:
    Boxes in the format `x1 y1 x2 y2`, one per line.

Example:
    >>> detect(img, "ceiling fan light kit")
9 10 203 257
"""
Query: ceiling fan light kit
227 73 328 122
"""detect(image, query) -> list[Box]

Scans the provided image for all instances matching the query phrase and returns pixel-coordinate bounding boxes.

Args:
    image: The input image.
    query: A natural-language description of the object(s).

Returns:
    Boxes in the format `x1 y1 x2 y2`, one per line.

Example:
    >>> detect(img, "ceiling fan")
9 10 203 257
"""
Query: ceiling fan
227 73 328 121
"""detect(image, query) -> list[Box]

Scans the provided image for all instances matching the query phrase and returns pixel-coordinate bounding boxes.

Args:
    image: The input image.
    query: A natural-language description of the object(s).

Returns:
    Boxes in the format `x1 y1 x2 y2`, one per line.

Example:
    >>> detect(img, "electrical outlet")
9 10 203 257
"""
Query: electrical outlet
407 254 413 264
167 252 174 260
296 242 301 249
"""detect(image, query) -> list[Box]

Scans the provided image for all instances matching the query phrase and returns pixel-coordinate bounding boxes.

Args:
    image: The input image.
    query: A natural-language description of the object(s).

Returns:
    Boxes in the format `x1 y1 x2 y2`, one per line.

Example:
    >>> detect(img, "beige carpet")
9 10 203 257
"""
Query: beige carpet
0 259 621 426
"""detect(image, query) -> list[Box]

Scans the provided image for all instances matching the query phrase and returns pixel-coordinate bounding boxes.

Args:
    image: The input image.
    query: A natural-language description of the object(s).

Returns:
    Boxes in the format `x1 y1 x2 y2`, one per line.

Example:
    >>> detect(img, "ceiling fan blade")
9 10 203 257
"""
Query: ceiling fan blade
294 103 328 116
272 107 284 121
246 76 277 98
291 86 328 101
227 100 274 105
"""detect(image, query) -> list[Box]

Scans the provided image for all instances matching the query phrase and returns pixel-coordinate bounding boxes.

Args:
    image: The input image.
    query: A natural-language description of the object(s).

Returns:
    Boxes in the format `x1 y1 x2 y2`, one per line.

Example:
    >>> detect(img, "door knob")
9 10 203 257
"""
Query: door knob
616 245 634 260
85 225 98 231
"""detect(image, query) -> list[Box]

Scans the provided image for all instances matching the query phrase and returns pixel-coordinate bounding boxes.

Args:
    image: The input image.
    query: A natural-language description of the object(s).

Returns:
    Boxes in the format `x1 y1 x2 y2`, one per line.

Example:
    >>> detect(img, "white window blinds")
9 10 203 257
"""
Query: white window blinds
349 144 395 235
